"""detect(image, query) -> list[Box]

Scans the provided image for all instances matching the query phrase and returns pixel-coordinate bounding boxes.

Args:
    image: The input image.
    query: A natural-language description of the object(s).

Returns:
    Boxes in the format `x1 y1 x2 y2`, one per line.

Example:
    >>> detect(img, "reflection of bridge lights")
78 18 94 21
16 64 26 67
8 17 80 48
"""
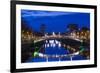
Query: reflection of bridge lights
44 40 62 48
53 43 56 47
50 44 53 47
55 40 59 44
45 44 46 48
58 43 61 47
47 44 50 47
49 40 54 44
56 55 59 58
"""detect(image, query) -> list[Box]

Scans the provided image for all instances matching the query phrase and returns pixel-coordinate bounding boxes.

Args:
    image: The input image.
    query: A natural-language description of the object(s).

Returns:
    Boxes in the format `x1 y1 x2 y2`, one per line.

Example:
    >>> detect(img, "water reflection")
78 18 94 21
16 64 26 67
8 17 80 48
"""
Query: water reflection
44 40 61 48
26 39 87 62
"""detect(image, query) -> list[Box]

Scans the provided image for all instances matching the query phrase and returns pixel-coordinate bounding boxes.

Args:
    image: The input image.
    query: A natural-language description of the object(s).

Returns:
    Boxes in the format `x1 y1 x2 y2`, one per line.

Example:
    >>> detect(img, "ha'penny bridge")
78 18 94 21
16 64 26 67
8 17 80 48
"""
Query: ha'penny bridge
34 35 82 43
31 34 86 62
22 32 88 62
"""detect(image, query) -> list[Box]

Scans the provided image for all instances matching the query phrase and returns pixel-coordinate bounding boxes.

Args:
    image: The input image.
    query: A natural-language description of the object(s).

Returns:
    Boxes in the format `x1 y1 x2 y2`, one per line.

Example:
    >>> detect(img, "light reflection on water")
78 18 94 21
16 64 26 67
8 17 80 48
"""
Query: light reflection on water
42 40 70 56
44 40 61 48
26 39 87 62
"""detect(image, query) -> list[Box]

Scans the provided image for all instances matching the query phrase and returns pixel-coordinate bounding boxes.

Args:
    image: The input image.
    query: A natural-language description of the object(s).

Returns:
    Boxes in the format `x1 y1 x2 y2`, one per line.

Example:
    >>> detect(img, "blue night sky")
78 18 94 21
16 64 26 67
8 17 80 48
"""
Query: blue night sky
21 9 90 33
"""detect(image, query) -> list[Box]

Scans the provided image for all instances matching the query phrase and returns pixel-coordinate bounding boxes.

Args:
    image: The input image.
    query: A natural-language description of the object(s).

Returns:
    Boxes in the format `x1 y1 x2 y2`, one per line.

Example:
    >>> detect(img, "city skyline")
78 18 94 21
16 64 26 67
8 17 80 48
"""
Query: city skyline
21 10 90 33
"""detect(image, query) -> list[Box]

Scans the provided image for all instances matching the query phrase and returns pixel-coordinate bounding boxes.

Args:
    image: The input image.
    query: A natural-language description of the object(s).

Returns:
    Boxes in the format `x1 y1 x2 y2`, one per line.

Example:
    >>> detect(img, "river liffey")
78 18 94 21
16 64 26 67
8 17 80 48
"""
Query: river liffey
26 39 88 63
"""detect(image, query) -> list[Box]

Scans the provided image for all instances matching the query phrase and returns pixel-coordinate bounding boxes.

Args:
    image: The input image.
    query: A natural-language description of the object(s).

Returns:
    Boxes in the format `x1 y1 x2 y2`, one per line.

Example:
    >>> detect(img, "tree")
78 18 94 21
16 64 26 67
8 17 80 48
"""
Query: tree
67 24 78 32
81 27 89 32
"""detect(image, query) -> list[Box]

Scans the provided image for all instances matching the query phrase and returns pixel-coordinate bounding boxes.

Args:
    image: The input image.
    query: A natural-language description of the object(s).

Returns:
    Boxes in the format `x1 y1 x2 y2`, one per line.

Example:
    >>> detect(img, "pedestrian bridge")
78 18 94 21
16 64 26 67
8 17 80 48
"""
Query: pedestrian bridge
34 35 82 43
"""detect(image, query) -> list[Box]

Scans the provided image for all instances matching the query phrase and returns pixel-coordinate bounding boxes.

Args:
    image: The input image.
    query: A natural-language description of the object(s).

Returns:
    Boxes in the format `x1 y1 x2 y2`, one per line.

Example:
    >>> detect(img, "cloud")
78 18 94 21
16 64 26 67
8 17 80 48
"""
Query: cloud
21 10 75 18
